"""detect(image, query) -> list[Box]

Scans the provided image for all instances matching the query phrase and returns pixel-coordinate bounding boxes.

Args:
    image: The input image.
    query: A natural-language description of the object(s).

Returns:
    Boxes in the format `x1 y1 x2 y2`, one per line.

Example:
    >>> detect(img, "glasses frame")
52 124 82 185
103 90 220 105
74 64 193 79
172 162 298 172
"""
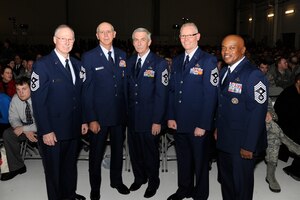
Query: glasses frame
55 36 75 43
179 33 198 39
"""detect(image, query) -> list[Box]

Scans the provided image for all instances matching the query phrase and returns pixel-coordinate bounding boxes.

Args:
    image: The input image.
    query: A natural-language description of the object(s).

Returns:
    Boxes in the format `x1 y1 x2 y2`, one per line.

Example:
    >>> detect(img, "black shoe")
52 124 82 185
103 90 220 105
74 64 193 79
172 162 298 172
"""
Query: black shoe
90 190 100 200
129 182 143 191
112 183 130 195
75 193 86 200
283 166 300 181
144 187 157 198
167 193 183 200
0 165 26 181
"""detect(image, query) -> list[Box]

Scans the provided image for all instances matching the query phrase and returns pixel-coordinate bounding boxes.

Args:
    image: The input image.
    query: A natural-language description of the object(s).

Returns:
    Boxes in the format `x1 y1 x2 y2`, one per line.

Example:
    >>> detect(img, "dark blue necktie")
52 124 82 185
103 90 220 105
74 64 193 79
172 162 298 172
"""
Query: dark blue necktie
135 58 142 78
108 51 114 64
183 55 189 70
222 67 231 85
65 59 71 73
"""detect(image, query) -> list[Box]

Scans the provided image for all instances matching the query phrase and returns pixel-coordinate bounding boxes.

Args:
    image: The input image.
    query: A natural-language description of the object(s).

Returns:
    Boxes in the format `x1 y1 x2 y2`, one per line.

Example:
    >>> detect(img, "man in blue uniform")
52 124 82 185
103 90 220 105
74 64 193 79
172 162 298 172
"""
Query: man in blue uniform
216 34 268 200
81 22 129 200
167 22 219 200
30 24 88 200
127 27 169 198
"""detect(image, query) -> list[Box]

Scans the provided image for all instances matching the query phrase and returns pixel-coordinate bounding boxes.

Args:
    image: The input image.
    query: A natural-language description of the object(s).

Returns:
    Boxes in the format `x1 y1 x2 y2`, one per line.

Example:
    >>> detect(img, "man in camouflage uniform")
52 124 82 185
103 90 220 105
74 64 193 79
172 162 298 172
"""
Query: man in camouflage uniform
267 57 292 89
265 98 300 192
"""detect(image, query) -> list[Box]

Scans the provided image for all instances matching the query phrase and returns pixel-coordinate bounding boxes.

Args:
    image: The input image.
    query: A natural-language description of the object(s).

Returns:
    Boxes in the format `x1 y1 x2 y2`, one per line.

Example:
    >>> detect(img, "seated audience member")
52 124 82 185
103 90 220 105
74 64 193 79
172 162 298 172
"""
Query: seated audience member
259 64 300 191
0 92 11 138
259 59 275 86
0 66 16 97
7 59 15 70
24 59 34 77
274 73 300 181
289 55 300 82
265 97 300 192
267 56 292 90
0 40 14 63
1 76 37 181
258 59 283 98
13 54 25 79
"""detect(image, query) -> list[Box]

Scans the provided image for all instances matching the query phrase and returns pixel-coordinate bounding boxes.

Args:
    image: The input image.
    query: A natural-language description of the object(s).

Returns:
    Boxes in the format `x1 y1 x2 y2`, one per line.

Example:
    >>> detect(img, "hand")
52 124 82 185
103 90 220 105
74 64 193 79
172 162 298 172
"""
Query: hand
240 148 253 159
265 112 272 123
24 131 38 142
151 123 161 135
89 121 100 134
214 128 217 140
81 123 88 135
194 127 205 137
43 132 57 146
13 126 24 136
168 120 177 130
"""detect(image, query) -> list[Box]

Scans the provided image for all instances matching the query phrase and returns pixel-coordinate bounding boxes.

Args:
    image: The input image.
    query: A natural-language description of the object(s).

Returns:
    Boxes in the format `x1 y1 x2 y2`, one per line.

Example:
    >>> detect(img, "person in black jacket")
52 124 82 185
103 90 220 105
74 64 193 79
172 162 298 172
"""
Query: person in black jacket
274 73 300 181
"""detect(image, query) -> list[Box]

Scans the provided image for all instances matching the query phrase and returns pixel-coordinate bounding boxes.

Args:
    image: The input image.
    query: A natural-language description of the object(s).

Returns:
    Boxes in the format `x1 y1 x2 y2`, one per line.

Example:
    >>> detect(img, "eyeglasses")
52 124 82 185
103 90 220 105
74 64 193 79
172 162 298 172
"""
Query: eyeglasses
55 36 75 43
179 33 198 39
98 30 114 35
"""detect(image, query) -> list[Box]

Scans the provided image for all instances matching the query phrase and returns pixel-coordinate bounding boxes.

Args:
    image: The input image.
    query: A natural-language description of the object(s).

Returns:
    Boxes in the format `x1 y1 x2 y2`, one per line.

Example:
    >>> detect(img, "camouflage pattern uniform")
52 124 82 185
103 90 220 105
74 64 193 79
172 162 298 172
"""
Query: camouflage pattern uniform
266 98 300 162
265 98 281 163
265 98 300 192
267 65 292 89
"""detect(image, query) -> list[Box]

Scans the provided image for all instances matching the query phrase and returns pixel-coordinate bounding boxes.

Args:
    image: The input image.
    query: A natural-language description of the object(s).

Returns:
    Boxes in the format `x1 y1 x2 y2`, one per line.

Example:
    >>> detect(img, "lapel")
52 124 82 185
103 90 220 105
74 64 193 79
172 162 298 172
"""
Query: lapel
97 46 114 74
221 58 248 91
130 54 138 81
220 66 228 80
137 52 154 80
182 48 203 77
51 51 73 83
230 58 248 83
70 57 81 87
112 49 120 75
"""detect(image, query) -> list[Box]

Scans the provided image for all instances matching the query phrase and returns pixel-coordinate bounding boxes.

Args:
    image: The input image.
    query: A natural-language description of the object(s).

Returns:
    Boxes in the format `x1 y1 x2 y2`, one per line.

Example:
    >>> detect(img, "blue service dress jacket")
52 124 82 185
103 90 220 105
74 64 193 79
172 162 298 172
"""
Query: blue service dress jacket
216 57 268 155
81 46 127 126
127 52 169 132
30 50 86 140
168 47 219 133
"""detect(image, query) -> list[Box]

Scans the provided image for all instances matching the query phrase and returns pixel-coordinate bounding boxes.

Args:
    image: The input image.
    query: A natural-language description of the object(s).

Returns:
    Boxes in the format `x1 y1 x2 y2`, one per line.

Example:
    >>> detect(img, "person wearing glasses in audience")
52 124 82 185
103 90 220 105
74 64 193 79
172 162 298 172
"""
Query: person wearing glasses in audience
30 24 88 200
167 22 219 200
81 22 129 200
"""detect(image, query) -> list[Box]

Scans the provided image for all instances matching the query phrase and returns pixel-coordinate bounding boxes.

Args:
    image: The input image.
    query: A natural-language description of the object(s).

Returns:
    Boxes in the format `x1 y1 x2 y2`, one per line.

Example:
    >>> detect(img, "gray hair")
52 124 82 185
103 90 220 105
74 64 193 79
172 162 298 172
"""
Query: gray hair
132 27 151 40
54 24 75 37
180 22 199 33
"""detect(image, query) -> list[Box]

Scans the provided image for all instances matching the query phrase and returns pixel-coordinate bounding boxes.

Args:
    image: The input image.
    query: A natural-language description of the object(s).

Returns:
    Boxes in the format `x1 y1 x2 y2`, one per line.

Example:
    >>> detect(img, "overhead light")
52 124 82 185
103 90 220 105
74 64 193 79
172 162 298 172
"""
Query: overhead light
285 9 295 15
267 13 274 18
249 17 253 22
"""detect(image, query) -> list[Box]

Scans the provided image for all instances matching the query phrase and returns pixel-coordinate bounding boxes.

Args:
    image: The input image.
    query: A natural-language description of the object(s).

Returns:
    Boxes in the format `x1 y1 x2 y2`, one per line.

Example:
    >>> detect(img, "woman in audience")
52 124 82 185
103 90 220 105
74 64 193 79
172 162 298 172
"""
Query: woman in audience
0 66 16 97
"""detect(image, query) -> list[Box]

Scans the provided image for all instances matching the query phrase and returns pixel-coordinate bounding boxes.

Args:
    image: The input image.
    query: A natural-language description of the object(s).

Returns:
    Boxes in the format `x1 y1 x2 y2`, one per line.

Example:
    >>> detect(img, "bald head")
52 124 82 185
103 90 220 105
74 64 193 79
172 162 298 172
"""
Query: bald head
96 22 116 50
96 22 115 33
221 35 246 66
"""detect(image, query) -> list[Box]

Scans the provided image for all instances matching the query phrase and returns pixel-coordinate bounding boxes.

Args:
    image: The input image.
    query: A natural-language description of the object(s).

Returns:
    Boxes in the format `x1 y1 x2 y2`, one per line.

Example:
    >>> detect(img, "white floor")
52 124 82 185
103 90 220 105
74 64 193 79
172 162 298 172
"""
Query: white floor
1 149 299 200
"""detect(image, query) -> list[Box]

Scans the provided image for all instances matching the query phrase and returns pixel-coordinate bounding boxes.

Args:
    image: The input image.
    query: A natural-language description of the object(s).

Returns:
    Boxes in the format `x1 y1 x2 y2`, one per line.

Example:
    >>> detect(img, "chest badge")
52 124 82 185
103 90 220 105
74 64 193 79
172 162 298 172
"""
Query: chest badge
231 97 239 104
228 82 242 94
